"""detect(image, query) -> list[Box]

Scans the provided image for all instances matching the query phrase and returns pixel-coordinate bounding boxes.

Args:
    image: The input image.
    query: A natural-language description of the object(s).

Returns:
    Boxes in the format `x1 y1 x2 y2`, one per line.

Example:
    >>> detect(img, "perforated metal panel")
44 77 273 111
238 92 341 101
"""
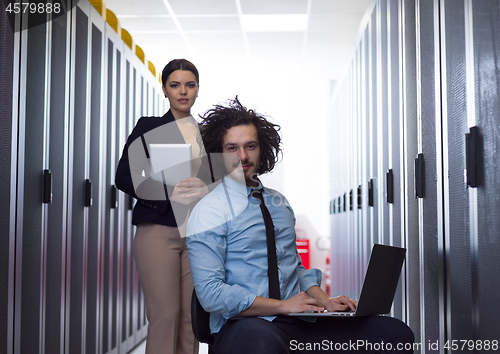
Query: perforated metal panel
352 36 361 287
472 0 500 342
102 37 114 354
378 0 390 249
355 47 363 299
138 74 147 332
68 6 89 353
45 10 69 354
370 9 379 248
19 16 47 354
418 0 442 346
86 21 103 354
362 27 371 276
111 47 122 352
402 0 421 346
388 0 404 321
116 53 140 353
443 0 474 344
0 4 15 354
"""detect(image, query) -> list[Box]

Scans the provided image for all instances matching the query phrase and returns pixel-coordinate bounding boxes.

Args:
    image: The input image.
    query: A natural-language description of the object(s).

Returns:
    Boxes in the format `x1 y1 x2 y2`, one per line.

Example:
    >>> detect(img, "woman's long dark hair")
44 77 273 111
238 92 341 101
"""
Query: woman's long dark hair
199 97 282 179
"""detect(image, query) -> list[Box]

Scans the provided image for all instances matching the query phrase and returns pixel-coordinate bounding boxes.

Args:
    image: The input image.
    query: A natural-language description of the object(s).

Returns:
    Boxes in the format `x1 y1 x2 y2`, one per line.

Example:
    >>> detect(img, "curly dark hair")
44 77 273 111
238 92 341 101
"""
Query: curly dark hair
199 97 282 179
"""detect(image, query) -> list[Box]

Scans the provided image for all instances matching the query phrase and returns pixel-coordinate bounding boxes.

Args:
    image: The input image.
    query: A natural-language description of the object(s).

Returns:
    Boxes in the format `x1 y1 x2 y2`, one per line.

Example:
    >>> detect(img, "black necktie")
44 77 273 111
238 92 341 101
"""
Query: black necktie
250 189 280 300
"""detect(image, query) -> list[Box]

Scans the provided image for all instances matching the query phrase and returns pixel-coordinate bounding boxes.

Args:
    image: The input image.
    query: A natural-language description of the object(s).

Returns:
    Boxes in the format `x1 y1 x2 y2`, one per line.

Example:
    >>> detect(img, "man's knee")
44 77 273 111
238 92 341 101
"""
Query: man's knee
366 316 415 350
380 316 414 340
393 318 415 345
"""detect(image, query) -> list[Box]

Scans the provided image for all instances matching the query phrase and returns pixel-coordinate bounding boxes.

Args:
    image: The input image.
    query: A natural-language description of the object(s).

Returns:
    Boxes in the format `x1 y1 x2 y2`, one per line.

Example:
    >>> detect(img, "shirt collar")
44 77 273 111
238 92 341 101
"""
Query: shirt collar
223 176 266 196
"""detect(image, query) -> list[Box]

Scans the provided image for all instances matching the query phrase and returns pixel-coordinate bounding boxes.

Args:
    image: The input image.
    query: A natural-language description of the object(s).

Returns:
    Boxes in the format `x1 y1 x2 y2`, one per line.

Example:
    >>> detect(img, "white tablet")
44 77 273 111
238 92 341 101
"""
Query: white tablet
149 144 192 186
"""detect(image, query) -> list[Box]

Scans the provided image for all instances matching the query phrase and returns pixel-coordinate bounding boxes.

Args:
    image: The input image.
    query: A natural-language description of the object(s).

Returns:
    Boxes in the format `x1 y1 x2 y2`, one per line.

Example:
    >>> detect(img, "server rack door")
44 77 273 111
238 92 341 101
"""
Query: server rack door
331 88 344 296
333 90 341 293
150 78 158 116
441 0 474 345
342 85 350 295
352 62 361 300
1 4 18 354
340 81 350 296
361 29 372 276
145 81 150 116
45 7 71 354
471 0 500 343
355 36 365 282
135 57 150 344
348 56 361 300
347 64 356 299
111 38 125 354
401 0 421 346
415 0 445 347
376 0 390 250
86 4 106 354
113 42 123 354
129 65 141 344
102 31 114 354
388 0 404 322
102 21 123 354
128 54 149 347
15 11 49 354
131 67 149 344
66 2 93 353
368 8 380 251
118 47 138 354
152 81 157 116
135 72 148 340
329 100 339 296
354 46 364 300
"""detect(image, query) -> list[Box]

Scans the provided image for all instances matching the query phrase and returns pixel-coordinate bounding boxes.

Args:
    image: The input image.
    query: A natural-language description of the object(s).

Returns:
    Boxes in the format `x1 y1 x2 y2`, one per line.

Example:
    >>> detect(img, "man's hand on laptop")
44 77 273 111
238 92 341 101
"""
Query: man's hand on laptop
304 286 357 313
323 295 357 313
280 292 326 314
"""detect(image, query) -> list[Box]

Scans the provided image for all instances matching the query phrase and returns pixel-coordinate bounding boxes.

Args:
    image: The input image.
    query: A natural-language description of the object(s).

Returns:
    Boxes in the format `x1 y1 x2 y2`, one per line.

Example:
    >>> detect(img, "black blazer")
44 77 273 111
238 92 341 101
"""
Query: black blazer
115 110 212 226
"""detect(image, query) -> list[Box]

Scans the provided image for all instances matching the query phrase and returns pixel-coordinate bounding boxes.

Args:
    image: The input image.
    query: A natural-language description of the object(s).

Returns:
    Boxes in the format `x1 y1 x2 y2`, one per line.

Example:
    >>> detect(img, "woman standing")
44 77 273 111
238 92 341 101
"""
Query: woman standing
116 59 209 354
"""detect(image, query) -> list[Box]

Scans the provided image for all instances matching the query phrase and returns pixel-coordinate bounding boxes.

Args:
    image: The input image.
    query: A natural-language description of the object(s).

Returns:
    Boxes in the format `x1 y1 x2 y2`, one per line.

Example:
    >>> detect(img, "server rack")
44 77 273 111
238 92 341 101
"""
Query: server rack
468 0 500 345
330 0 500 352
1 2 18 354
1 0 160 352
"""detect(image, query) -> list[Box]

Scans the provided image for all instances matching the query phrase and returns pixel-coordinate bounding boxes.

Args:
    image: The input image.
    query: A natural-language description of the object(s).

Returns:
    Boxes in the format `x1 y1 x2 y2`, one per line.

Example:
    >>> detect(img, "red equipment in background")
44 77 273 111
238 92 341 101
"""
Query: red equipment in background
296 239 310 269
325 254 331 296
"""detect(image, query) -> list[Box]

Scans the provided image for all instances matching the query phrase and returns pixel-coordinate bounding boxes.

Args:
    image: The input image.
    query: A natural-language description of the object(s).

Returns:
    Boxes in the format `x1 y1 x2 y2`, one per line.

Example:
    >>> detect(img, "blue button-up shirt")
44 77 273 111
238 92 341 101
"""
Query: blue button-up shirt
186 176 322 334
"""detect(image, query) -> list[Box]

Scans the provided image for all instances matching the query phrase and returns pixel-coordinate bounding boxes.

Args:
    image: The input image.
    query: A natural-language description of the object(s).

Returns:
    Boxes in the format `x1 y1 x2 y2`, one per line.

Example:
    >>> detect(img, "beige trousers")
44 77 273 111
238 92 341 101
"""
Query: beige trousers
134 223 199 354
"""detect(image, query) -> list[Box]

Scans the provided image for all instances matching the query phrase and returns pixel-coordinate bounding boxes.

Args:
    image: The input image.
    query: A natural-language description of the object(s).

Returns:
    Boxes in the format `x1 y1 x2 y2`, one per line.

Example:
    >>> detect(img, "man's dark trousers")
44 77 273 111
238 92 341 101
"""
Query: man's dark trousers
213 314 415 353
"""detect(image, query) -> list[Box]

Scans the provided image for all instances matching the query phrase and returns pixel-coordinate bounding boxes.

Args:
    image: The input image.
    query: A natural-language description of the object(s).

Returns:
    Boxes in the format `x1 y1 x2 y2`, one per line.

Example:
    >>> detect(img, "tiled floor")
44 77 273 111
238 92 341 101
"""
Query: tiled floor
128 341 209 354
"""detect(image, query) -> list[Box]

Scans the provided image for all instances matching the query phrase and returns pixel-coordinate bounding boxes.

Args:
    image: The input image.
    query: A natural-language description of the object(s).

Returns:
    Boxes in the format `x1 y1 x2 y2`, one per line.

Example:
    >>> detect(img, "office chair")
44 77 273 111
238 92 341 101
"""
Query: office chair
191 289 216 354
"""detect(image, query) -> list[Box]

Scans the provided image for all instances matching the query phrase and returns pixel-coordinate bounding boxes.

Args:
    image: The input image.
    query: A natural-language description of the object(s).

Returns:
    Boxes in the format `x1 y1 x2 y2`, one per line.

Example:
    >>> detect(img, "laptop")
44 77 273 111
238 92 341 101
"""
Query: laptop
288 244 406 317
149 144 192 186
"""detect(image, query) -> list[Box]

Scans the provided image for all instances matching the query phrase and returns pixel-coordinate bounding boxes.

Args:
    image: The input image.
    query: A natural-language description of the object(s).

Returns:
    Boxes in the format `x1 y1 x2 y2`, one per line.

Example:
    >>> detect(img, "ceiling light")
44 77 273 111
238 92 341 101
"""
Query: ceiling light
241 14 308 32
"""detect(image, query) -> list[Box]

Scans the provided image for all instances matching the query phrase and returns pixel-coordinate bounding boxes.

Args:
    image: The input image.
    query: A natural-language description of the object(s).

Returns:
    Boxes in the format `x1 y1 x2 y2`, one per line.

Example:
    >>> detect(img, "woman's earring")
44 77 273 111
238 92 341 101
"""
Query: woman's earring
164 95 167 98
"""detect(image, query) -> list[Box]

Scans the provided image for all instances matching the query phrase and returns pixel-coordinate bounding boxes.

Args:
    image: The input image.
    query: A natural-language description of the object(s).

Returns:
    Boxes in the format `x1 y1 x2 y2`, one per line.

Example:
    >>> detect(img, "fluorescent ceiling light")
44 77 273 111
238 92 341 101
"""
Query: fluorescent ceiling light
241 14 308 32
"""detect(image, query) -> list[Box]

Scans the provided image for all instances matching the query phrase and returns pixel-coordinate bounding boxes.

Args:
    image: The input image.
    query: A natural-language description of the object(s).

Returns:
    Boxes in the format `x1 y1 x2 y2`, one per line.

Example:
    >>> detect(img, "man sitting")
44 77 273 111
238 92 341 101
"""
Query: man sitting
186 98 414 353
